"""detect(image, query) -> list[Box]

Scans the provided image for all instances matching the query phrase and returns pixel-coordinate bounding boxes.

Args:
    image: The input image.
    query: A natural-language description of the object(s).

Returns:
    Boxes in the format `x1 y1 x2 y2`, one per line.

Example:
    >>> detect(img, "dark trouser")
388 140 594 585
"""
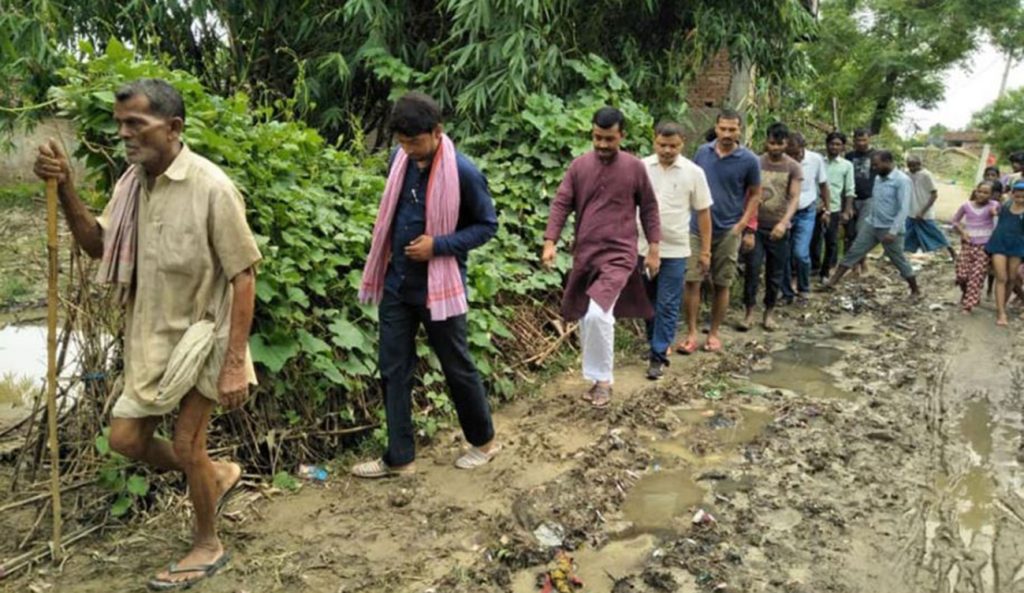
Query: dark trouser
839 227 916 279
743 227 789 309
379 292 494 467
843 199 870 253
810 211 825 275
817 212 841 279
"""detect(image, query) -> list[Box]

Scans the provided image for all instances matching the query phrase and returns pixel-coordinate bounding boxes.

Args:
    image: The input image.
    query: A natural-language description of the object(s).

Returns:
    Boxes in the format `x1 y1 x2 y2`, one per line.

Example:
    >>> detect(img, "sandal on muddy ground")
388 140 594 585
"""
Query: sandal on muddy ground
675 337 700 355
590 384 612 409
455 443 502 469
350 458 415 479
703 336 723 353
147 552 231 591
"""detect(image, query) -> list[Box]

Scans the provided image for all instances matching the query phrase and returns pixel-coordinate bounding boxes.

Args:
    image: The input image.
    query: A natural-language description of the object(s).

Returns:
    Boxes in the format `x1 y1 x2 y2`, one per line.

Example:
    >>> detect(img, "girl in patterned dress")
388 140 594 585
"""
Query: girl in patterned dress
953 181 1000 313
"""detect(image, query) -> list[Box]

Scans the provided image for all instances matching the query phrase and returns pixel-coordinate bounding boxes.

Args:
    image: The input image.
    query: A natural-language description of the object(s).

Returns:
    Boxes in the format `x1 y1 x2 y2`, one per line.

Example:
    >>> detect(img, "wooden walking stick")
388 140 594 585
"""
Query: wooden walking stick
44 176 63 559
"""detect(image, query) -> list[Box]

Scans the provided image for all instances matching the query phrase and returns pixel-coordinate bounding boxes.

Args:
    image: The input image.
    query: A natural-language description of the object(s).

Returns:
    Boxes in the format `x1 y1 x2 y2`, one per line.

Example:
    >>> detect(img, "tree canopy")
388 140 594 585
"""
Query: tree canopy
1 0 817 143
973 86 1024 158
793 0 1017 134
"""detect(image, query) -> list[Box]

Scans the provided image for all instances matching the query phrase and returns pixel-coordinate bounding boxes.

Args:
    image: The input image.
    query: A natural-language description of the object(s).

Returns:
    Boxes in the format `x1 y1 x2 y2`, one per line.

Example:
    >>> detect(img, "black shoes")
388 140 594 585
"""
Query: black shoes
646 359 666 380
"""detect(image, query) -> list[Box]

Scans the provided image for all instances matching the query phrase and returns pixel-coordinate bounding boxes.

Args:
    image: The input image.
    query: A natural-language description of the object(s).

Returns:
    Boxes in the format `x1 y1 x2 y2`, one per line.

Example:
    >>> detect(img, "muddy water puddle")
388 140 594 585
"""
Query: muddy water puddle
960 399 993 461
622 469 706 534
0 324 81 432
750 342 854 400
626 405 772 535
935 400 1000 535
0 325 49 418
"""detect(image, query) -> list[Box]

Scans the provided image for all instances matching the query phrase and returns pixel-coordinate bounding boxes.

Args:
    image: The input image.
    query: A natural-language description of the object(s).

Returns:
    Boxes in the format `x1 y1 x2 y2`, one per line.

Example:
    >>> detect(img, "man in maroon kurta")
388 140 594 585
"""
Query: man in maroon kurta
542 107 661 408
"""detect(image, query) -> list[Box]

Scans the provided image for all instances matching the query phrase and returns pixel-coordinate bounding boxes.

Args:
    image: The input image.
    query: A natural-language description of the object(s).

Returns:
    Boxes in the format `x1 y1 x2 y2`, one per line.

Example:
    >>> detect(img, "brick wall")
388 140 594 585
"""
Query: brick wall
687 49 734 111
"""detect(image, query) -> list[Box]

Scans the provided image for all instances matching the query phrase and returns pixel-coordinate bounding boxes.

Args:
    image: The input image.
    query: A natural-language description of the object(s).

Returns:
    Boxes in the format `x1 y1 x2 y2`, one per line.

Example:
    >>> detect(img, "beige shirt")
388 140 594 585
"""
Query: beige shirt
98 145 262 406
638 154 713 258
908 168 938 220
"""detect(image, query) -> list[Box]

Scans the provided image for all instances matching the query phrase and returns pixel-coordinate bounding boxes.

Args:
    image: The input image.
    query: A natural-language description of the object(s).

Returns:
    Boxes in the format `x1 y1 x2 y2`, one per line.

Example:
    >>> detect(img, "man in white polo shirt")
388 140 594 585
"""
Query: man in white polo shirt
639 121 713 379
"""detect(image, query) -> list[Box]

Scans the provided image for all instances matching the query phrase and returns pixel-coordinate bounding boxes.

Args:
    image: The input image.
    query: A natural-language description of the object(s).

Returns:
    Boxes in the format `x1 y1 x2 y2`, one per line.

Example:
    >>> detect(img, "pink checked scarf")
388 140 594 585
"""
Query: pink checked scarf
96 166 142 299
359 134 469 321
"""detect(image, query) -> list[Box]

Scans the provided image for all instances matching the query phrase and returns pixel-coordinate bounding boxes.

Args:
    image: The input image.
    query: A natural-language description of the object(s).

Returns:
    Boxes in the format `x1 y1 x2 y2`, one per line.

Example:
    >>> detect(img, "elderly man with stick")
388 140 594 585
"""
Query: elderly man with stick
33 78 260 590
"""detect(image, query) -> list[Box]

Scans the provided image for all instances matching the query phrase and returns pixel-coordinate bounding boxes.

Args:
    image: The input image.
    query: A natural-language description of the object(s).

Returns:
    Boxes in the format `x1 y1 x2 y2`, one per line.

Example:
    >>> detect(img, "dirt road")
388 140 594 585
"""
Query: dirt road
5 251 1024 593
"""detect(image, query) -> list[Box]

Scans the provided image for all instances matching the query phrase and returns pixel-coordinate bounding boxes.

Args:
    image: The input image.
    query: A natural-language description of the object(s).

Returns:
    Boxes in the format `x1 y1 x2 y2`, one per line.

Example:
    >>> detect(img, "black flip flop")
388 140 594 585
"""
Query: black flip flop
215 469 243 516
147 552 231 591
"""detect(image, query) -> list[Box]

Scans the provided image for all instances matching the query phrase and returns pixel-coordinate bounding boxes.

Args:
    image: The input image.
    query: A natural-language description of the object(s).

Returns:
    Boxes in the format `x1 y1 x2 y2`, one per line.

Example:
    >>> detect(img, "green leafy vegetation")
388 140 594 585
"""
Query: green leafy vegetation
974 87 1024 160
1 0 816 143
94 429 151 517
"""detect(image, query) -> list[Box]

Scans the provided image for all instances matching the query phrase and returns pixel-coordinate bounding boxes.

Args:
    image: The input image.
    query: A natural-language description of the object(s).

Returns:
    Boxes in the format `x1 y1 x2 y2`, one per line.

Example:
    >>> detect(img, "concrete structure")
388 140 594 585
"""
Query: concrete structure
0 118 86 186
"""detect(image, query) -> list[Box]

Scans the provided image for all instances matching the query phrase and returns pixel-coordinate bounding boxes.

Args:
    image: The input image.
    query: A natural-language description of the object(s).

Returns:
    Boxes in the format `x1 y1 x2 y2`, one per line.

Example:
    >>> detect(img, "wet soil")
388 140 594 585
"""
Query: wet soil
4 254 1024 593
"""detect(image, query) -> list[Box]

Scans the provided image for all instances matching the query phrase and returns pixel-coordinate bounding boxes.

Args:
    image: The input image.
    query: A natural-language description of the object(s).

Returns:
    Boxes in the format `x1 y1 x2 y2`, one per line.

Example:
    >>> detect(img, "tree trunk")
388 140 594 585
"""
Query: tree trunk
869 71 900 135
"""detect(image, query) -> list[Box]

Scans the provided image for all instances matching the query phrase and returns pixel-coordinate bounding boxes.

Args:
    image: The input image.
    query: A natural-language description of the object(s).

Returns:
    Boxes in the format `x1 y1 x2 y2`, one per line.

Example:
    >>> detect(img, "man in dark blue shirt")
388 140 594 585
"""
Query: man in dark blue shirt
383 150 497 303
679 109 761 354
353 92 499 478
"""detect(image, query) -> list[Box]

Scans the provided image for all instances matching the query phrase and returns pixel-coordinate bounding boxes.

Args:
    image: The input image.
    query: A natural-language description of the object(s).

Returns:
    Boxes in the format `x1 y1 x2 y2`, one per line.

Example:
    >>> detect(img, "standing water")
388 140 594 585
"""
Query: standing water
0 324 77 432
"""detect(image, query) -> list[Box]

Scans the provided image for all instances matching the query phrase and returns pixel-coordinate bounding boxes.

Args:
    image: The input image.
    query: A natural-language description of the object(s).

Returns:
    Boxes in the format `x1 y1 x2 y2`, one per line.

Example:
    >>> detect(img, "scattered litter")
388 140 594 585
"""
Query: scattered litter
539 550 583 592
297 463 328 482
703 388 723 400
692 508 717 526
697 470 728 481
928 303 944 311
388 488 413 508
533 522 566 547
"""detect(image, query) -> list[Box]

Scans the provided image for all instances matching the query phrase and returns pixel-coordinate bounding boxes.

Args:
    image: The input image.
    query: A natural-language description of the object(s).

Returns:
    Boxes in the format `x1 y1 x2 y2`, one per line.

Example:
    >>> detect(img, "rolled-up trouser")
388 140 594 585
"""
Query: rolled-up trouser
840 227 916 279
581 298 617 383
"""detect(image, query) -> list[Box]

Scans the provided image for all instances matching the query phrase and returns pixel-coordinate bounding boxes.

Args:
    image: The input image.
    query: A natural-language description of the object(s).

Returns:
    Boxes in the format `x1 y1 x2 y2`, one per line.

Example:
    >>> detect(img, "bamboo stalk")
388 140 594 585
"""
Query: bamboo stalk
44 177 63 560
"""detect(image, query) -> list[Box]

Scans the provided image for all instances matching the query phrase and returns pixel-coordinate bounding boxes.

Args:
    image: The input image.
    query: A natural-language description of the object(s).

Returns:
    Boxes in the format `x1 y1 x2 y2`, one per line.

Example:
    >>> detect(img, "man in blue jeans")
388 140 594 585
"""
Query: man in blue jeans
782 132 830 304
638 122 712 379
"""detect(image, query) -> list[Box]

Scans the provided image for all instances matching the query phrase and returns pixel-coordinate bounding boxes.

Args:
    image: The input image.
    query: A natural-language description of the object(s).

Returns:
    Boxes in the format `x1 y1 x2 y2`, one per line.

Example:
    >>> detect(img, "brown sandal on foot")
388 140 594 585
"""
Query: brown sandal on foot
590 384 612 408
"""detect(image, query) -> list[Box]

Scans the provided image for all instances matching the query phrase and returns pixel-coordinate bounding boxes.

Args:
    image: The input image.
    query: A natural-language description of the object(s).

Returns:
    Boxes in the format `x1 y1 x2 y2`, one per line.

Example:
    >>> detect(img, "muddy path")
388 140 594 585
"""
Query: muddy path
5 253 1024 593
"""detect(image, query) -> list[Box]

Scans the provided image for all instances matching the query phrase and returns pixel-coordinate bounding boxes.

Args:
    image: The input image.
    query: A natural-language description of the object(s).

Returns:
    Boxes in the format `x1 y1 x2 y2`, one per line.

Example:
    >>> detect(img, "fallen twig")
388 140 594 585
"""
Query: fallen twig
0 479 97 514
0 523 104 579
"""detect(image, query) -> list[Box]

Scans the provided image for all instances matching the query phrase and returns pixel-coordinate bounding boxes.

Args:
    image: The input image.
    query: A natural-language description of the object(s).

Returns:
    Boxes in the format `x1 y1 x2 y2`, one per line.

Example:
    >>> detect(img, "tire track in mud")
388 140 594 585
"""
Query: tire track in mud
901 312 1024 593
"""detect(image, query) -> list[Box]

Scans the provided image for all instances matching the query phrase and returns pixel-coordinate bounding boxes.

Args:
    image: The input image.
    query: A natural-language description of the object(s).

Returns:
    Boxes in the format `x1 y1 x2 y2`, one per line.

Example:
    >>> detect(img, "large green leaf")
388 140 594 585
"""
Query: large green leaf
250 334 300 373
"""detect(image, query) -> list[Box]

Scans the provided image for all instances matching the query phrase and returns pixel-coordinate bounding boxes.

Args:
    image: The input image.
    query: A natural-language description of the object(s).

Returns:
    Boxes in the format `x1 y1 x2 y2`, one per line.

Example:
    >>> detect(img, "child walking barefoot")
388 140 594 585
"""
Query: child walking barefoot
953 181 1000 313
986 181 1024 326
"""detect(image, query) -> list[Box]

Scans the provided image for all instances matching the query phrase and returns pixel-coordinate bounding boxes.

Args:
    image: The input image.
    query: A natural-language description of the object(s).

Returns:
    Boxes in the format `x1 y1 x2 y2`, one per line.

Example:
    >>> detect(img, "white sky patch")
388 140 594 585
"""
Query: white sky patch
899 41 1024 137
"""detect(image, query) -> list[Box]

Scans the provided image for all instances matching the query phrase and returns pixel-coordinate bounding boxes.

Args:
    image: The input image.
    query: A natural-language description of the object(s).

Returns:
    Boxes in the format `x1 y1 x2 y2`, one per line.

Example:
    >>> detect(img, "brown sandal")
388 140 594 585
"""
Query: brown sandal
590 384 612 408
